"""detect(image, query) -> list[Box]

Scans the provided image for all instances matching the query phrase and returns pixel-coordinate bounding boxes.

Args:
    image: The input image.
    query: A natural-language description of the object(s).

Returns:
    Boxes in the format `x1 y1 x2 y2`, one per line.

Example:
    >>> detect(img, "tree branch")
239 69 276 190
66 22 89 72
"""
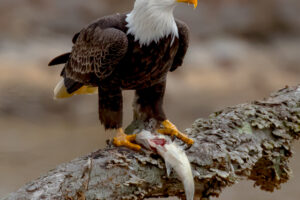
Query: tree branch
3 85 300 200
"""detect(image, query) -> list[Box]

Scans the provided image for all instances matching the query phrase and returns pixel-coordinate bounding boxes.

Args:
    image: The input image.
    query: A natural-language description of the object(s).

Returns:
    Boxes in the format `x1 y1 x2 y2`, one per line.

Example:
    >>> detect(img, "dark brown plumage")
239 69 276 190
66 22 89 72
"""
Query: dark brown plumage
49 13 189 130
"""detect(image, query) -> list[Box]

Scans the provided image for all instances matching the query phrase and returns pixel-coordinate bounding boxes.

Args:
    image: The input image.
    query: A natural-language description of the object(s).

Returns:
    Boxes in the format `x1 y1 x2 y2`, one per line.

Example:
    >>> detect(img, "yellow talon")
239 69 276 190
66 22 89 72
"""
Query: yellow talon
158 120 194 145
113 128 141 151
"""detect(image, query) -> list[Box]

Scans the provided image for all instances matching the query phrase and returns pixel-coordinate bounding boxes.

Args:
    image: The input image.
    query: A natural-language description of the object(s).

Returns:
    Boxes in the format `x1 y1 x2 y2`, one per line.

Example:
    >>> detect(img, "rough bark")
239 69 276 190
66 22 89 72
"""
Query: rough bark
3 85 300 200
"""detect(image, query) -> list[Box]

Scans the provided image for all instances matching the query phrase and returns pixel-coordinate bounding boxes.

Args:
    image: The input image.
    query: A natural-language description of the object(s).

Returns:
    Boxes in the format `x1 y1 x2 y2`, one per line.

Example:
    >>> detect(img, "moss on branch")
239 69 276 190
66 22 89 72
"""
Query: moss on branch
3 86 300 200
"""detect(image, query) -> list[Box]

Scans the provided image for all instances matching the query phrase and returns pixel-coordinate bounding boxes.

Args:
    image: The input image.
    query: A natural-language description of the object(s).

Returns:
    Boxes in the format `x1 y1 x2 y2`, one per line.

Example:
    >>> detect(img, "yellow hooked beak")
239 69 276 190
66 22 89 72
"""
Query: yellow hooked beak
177 0 198 8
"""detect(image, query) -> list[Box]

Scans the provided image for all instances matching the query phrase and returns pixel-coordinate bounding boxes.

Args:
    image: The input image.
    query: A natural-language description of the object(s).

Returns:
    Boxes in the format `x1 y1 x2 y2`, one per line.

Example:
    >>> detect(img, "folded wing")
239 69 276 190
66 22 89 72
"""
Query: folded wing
65 25 128 83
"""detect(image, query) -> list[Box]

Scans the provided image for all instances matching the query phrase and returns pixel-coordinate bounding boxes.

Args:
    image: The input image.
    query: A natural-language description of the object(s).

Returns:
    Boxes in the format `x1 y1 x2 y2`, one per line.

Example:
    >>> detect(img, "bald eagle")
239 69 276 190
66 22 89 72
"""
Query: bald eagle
49 0 197 151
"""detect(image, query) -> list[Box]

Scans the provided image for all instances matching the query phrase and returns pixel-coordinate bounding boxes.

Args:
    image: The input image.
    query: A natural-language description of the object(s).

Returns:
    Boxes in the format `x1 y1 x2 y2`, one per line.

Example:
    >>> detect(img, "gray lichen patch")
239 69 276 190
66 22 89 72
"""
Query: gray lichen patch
238 122 253 135
186 86 300 198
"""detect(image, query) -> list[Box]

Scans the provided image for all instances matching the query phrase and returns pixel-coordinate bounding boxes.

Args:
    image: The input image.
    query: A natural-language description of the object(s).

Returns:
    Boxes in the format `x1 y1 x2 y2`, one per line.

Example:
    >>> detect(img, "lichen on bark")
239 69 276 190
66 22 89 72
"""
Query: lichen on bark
3 85 300 200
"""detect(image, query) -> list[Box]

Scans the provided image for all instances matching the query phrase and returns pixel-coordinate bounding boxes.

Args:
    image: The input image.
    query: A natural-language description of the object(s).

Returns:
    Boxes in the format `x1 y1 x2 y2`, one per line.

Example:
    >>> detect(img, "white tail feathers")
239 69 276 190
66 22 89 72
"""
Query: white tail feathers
54 79 98 99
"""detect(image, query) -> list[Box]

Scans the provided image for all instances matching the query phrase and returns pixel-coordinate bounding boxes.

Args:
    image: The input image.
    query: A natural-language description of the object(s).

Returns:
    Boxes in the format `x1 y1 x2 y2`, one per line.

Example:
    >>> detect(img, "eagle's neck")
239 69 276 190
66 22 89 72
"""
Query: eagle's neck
126 3 178 46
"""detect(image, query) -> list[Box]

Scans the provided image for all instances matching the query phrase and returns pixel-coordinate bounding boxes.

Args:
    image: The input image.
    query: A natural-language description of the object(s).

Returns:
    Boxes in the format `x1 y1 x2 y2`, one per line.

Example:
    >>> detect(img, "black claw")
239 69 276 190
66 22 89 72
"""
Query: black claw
184 143 193 151
171 135 176 142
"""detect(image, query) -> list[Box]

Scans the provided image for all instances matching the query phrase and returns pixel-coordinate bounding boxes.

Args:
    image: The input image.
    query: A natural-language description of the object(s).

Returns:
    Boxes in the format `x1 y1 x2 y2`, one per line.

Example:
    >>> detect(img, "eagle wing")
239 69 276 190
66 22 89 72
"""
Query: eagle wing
65 25 128 83
170 20 190 72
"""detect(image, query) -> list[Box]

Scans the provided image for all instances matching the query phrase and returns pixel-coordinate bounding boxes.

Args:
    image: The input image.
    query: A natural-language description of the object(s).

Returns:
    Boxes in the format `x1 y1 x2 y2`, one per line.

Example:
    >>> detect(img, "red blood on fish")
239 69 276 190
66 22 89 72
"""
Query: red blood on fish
151 138 167 146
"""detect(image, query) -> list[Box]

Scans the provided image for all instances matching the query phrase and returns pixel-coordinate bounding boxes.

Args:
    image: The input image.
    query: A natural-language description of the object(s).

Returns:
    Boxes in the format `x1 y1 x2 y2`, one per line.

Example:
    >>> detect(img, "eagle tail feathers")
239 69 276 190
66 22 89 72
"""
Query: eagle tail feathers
54 79 98 99
48 53 71 66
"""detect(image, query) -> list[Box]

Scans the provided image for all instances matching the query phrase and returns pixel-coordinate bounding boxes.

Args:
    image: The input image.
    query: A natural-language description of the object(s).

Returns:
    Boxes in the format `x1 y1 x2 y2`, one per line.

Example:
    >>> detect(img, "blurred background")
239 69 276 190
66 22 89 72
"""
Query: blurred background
0 0 300 199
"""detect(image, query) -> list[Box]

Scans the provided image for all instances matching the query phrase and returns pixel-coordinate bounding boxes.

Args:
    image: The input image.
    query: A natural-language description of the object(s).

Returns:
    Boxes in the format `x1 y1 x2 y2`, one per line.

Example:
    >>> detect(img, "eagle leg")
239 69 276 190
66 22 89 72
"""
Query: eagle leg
157 120 194 145
113 128 141 151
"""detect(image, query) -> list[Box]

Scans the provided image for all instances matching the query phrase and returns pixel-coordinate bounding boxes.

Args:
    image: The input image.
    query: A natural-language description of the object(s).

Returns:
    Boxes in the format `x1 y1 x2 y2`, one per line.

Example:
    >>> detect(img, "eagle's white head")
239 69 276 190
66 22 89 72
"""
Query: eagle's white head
126 0 197 46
